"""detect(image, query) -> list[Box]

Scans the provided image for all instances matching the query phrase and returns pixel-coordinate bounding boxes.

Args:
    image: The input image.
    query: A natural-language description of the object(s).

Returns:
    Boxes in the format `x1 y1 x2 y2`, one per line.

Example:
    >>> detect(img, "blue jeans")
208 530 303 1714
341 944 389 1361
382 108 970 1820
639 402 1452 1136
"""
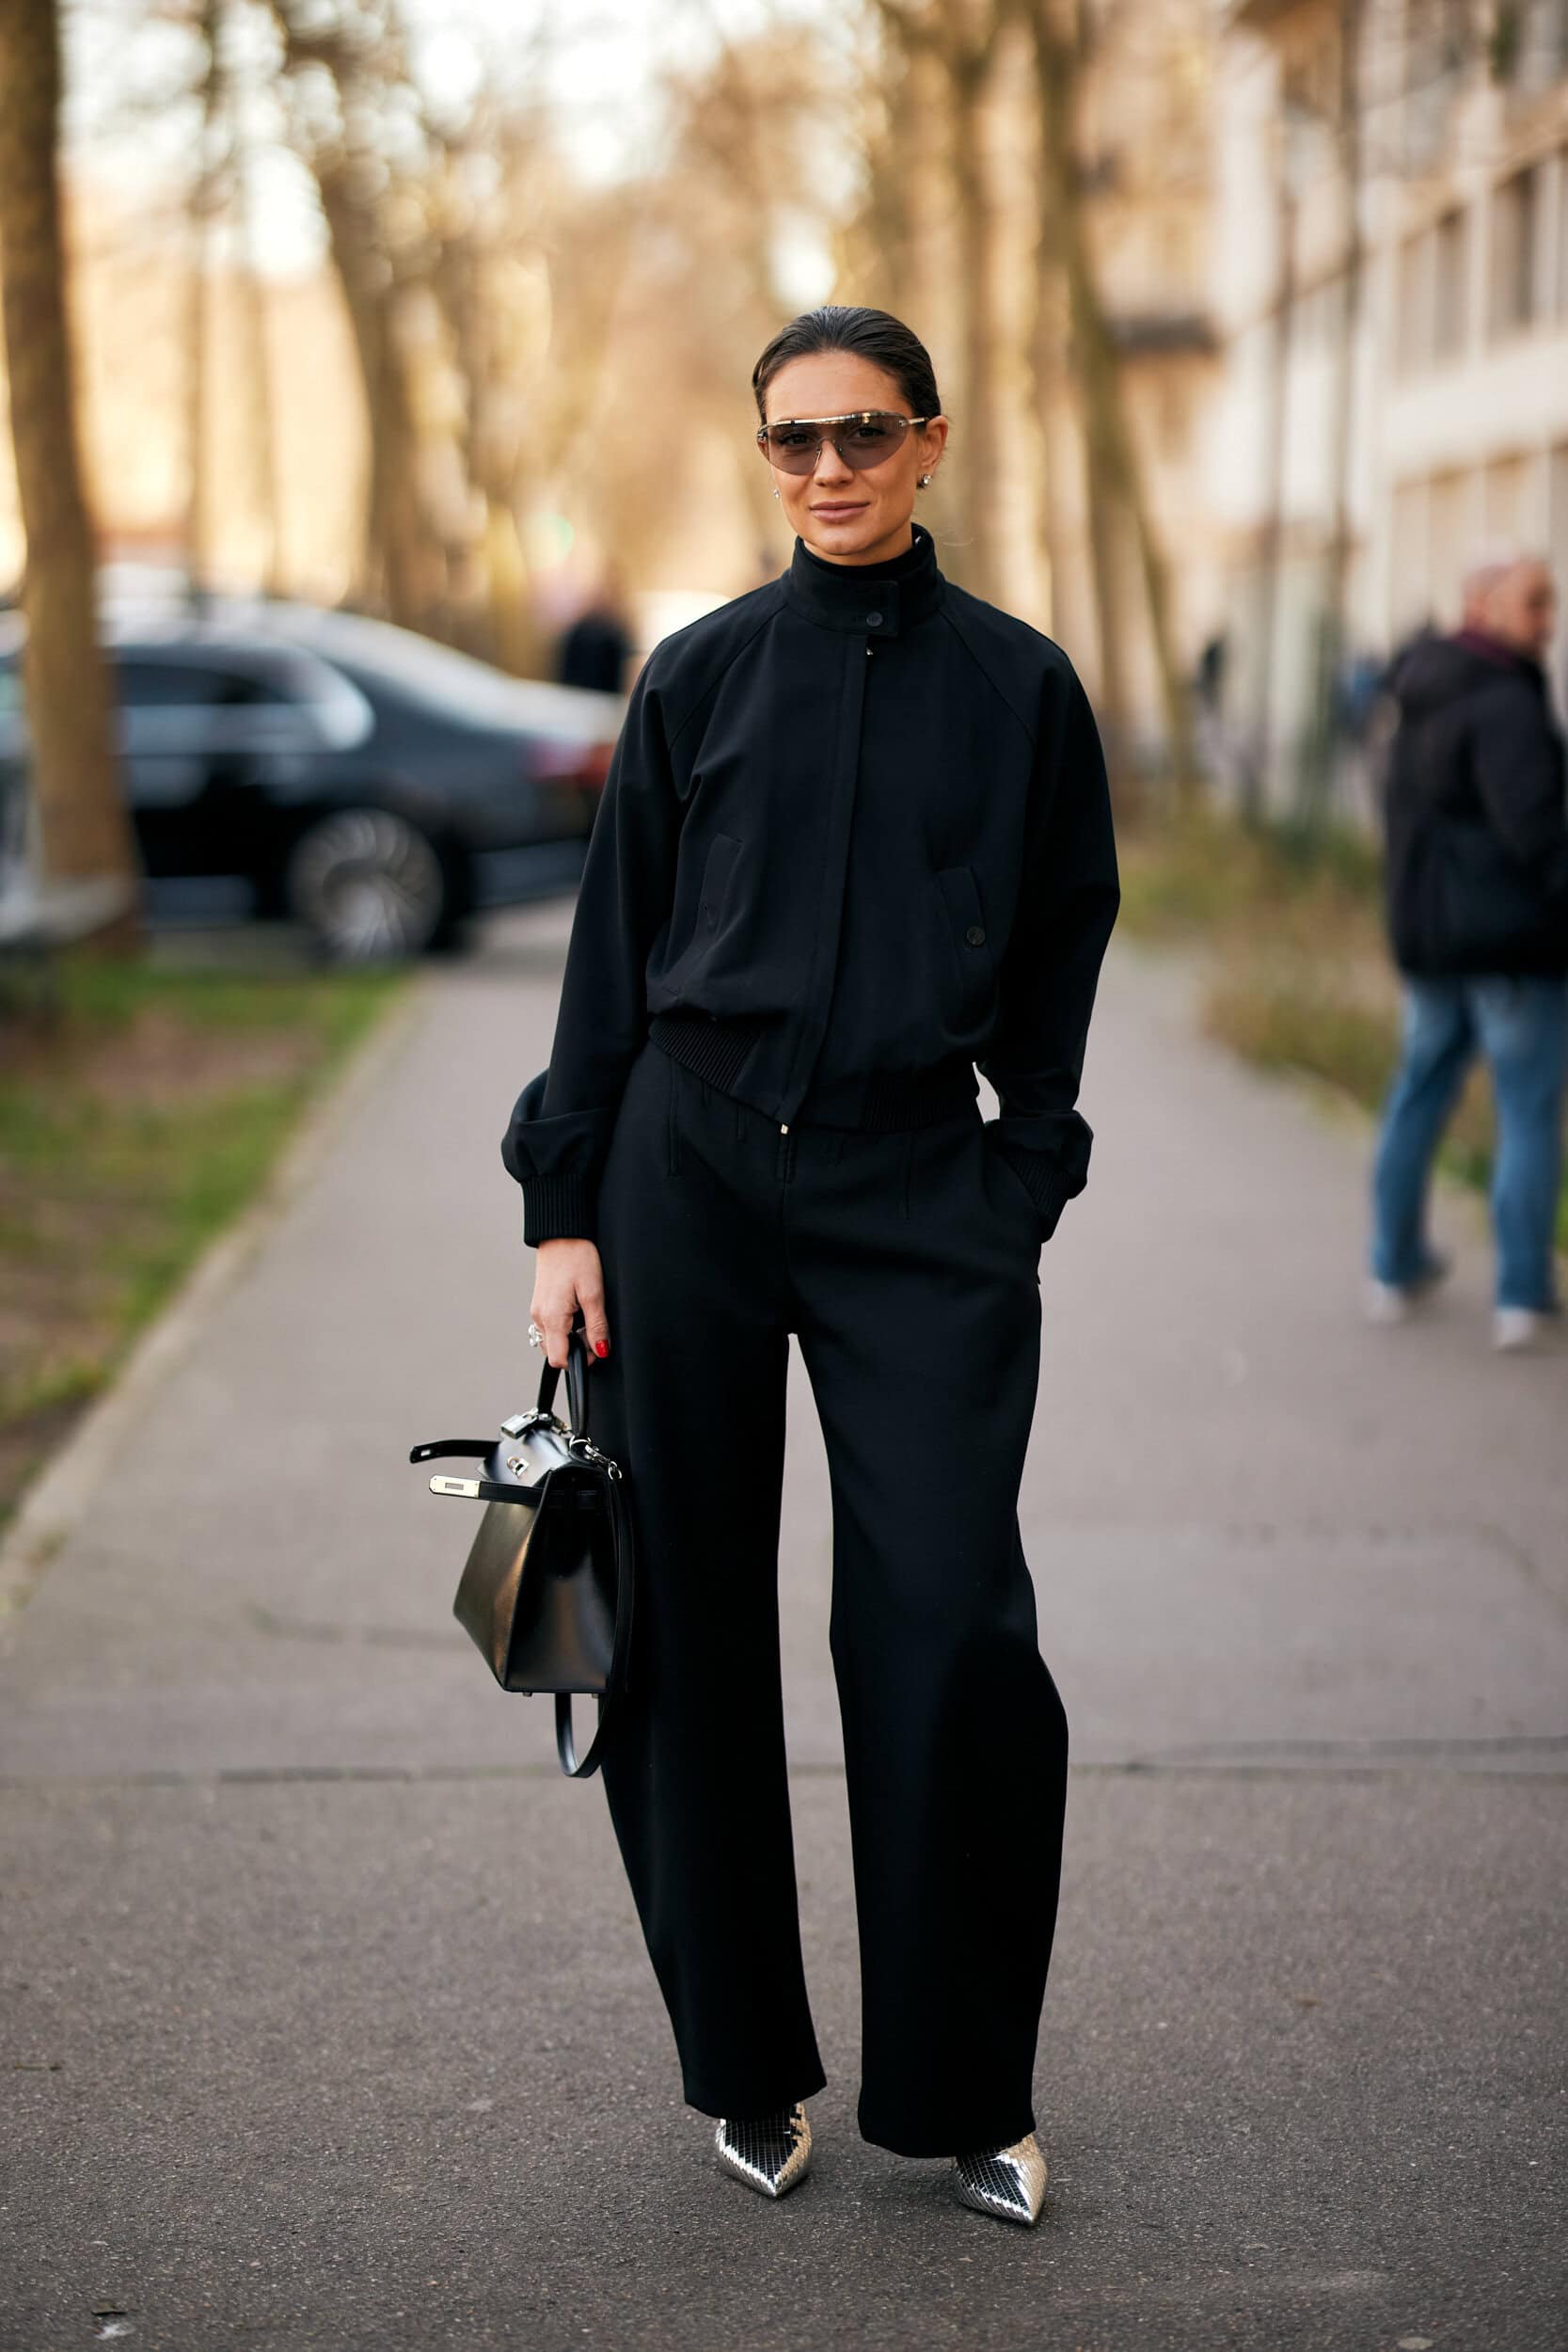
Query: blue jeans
1370 975 1568 1311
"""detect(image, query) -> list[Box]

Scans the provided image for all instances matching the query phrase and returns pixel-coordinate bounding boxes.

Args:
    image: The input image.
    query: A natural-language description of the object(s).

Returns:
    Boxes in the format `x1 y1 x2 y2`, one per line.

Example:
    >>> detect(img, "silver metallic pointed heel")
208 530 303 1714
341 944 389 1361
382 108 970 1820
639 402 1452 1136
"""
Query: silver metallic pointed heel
953 2131 1048 2226
714 2103 812 2199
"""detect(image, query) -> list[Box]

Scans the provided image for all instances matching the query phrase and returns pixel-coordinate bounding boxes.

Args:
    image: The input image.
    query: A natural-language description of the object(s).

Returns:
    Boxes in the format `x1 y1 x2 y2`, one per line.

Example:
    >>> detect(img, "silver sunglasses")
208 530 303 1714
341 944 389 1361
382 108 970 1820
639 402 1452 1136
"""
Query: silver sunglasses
756 410 936 475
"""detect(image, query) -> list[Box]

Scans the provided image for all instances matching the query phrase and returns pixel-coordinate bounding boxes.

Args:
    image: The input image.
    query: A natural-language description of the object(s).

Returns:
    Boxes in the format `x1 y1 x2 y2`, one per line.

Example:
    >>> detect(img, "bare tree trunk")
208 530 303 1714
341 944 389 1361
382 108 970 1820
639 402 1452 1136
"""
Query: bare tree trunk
947 41 1004 601
877 1 1005 601
434 246 534 668
314 159 433 626
1029 8 1128 771
0 0 140 947
862 37 919 315
1026 0 1198 808
1252 157 1297 827
1085 469 1133 775
267 0 444 628
1312 0 1366 825
184 0 224 611
234 72 284 597
1024 173 1069 638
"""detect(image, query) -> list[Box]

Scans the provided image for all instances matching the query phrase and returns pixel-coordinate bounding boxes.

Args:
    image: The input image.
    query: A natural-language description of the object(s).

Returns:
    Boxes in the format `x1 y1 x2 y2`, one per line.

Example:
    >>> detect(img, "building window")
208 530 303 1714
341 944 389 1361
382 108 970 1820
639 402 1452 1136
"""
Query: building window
1482 453 1529 545
1489 164 1543 337
1495 1 1568 91
1429 469 1478 624
1401 0 1473 172
1294 272 1348 352
1432 210 1468 358
1396 211 1468 376
1396 230 1429 373
1390 477 1431 641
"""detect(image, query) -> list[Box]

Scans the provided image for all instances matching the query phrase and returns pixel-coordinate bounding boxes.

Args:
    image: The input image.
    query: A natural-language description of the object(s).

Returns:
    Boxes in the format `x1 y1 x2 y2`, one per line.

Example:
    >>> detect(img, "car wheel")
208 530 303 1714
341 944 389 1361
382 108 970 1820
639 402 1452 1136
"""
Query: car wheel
284 807 450 963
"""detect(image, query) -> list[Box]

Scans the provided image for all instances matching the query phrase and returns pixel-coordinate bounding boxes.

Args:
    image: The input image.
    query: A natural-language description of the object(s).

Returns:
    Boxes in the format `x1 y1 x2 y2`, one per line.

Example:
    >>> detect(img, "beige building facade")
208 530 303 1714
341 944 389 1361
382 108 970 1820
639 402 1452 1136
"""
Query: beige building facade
1209 0 1568 816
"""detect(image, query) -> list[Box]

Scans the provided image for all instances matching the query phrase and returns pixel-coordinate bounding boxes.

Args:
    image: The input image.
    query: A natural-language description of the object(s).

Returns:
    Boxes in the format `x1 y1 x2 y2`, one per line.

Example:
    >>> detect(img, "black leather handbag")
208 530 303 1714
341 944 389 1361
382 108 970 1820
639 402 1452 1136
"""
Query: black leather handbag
408 1323 635 1778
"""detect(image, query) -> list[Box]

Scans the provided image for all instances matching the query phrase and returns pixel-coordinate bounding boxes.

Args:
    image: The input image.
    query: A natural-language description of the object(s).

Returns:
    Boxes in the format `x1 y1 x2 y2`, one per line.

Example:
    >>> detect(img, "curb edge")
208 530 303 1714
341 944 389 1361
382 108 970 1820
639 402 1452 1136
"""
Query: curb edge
0 964 436 1638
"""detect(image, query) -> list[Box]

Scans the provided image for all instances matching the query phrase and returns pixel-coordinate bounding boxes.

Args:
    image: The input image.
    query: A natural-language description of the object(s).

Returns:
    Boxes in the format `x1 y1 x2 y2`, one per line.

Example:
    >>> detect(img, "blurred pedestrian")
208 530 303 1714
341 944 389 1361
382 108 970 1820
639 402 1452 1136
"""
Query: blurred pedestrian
1193 628 1228 779
555 561 635 694
502 304 1119 2223
1368 551 1568 1350
1337 645 1386 746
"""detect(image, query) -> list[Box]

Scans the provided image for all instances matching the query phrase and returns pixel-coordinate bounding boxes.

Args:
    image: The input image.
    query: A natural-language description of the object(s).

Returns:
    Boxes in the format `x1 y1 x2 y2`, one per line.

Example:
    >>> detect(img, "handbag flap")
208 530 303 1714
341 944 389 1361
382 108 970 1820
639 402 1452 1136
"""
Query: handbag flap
495 1416 577 1491
451 1457 619 1694
500 1473 619 1694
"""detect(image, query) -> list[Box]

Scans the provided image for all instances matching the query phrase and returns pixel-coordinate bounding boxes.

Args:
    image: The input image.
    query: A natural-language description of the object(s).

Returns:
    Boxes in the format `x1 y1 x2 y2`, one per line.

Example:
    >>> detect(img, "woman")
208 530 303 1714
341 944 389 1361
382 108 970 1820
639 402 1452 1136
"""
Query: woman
502 306 1119 2227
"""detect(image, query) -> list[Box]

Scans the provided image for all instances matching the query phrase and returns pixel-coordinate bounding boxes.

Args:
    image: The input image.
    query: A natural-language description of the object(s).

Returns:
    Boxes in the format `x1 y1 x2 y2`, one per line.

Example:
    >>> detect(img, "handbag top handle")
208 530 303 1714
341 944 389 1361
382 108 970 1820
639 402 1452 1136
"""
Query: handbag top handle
534 1320 592 1436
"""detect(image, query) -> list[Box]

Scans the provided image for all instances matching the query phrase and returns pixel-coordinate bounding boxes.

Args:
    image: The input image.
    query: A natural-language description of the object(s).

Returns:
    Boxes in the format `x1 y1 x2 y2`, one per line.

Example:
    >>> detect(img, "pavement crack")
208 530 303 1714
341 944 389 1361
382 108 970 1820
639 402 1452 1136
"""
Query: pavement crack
3 1751 1566 1792
1100 1733 1568 1766
243 1602 464 1651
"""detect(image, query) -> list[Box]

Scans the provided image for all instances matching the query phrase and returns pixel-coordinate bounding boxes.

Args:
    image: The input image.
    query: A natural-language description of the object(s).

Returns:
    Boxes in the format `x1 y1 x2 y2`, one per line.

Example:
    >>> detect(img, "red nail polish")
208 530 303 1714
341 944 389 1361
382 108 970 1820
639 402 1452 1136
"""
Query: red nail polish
594 1340 609 1358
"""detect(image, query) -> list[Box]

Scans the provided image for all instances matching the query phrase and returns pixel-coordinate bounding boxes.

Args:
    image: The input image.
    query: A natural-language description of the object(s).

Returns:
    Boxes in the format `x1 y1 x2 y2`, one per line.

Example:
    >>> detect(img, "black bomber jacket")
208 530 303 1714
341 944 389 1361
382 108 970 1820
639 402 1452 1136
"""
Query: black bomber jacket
501 519 1120 1248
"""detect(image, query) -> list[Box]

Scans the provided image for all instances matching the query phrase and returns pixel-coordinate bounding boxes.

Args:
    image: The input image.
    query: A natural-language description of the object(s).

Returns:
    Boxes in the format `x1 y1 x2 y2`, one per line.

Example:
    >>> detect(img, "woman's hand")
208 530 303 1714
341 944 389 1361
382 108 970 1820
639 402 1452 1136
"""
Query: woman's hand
531 1238 610 1369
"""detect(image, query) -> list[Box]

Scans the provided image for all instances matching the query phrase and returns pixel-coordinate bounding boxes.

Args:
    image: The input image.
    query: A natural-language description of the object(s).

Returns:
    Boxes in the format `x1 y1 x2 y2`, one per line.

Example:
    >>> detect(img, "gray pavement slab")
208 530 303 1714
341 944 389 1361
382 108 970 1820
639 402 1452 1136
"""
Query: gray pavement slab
4 1774 1563 2352
2 903 1566 2349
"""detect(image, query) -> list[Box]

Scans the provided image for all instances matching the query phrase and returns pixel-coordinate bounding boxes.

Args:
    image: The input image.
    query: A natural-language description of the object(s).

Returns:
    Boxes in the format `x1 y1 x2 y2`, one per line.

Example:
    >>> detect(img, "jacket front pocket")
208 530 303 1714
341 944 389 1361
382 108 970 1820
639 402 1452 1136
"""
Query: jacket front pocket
934 864 995 1027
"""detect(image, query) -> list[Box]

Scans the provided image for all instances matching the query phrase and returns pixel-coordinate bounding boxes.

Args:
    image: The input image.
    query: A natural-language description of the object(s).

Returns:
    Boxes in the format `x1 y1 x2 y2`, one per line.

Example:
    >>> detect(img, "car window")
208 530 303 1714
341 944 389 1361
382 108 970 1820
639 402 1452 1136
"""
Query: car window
0 641 373 769
279 614 522 719
115 660 283 708
0 661 22 770
261 610 625 744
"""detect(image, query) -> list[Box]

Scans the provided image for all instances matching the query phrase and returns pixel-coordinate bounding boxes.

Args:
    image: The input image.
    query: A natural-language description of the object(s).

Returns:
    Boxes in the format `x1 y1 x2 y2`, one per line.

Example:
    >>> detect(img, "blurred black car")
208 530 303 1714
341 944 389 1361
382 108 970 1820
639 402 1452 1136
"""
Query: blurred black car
0 595 626 961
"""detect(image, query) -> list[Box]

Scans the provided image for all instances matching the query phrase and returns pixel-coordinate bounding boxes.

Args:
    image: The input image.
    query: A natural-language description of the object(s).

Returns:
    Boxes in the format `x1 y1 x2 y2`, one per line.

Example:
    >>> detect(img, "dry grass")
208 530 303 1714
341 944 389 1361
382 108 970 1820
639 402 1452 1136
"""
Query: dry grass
0 952 408 1533
1117 808 1550 1236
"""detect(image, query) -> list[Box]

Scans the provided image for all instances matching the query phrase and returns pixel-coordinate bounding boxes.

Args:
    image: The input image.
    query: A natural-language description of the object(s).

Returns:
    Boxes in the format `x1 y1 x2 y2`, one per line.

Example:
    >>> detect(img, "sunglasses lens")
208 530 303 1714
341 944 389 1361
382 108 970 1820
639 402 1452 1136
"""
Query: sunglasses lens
762 424 822 474
761 415 911 473
841 416 907 468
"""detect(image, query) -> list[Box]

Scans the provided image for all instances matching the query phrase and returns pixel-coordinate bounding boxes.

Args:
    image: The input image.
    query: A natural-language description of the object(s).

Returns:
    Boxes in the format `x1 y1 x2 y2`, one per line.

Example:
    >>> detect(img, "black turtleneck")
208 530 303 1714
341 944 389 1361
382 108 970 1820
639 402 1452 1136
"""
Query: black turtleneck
796 524 930 577
503 513 1120 1249
784 520 945 637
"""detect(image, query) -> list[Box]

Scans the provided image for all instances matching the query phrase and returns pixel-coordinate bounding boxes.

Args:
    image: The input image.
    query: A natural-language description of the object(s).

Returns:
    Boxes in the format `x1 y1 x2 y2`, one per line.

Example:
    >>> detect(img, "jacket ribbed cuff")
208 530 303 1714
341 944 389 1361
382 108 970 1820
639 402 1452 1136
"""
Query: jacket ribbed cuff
520 1173 597 1248
992 1142 1078 1245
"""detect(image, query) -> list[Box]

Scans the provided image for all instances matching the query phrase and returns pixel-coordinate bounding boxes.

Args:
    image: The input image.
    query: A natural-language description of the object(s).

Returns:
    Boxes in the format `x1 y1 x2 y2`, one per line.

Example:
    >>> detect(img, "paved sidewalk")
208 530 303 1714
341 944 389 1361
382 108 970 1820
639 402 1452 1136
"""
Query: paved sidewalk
3 904 1564 2351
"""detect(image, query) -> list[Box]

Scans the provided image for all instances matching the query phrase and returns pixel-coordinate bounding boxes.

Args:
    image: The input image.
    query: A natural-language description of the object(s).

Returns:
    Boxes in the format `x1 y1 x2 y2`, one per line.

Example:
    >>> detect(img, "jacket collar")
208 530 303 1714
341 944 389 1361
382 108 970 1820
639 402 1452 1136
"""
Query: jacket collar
782 518 945 639
1452 626 1544 689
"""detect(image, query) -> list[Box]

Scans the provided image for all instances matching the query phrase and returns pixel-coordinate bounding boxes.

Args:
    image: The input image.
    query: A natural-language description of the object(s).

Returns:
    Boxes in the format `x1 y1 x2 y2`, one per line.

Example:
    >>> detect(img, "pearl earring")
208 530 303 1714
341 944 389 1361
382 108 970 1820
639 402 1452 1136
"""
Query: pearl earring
772 486 779 499
918 474 931 487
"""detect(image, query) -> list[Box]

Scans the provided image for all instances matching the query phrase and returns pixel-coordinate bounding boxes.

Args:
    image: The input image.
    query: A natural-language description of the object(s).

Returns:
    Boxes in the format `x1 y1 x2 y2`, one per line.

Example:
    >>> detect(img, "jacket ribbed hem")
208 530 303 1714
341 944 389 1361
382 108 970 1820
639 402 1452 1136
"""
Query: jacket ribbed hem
992 1142 1077 1244
521 1173 596 1248
648 1007 767 1094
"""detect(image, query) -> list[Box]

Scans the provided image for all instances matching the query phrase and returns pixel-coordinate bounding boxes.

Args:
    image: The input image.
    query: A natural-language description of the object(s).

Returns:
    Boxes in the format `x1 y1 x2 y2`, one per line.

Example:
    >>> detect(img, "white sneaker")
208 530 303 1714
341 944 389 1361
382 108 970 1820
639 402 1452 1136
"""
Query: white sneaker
1365 1279 1414 1325
1364 1254 1450 1326
1494 1307 1543 1353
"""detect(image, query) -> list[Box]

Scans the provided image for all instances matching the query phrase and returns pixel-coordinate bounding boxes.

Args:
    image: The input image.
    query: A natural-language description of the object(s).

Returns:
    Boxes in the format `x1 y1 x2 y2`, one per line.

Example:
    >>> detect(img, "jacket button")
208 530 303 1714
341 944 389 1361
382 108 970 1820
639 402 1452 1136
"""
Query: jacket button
865 611 883 627
780 1122 789 1134
965 924 987 946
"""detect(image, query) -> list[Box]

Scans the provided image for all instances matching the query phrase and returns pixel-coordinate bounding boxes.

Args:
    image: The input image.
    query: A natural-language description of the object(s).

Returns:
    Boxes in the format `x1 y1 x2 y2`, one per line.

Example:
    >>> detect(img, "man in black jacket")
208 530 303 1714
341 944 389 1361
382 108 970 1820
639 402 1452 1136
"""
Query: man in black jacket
1369 552 1568 1350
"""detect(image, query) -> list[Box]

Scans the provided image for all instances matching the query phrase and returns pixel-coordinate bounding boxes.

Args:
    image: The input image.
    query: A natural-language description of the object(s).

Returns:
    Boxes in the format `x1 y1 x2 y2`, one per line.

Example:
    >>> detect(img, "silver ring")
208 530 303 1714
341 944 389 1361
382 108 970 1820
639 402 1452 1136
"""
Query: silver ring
528 1321 544 1349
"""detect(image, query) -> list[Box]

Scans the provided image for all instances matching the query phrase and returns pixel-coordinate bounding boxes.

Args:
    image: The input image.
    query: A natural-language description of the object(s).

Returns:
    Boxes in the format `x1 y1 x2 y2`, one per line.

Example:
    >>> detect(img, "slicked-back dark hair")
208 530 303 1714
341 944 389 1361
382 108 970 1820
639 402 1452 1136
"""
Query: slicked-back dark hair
752 305 942 424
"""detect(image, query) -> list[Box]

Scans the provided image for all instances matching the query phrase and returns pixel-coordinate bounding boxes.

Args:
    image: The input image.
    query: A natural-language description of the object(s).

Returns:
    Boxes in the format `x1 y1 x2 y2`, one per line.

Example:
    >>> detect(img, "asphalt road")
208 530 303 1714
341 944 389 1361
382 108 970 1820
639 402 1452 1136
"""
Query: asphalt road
3 902 1565 2352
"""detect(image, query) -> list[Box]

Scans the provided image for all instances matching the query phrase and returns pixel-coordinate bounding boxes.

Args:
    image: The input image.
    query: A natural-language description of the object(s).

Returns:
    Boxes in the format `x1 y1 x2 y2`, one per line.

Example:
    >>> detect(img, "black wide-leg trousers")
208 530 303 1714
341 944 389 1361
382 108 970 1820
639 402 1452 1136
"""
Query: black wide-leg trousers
585 1037 1069 2159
